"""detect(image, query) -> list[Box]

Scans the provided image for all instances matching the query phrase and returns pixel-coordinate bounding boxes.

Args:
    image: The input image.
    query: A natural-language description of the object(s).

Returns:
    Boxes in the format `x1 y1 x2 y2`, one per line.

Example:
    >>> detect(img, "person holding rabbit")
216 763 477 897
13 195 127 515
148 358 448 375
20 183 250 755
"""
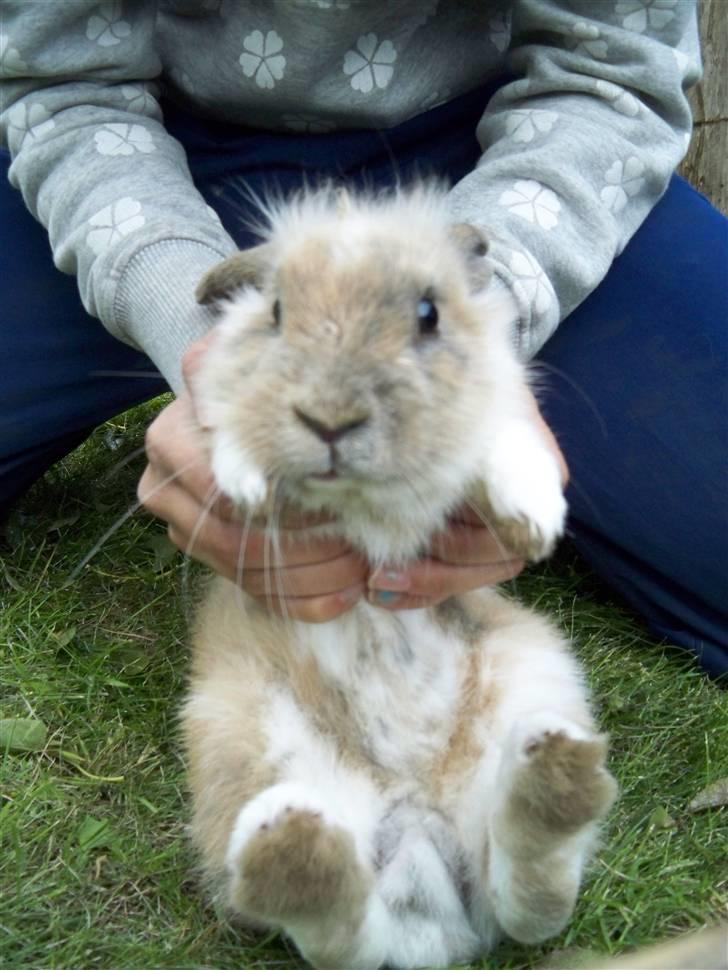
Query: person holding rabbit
1 1 725 675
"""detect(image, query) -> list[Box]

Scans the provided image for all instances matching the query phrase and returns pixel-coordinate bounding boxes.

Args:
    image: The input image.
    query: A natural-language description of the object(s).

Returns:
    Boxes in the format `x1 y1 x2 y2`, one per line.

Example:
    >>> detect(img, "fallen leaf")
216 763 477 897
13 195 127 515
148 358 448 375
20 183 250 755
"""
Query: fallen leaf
52 626 77 648
77 815 113 851
0 718 47 752
648 805 676 829
688 777 728 812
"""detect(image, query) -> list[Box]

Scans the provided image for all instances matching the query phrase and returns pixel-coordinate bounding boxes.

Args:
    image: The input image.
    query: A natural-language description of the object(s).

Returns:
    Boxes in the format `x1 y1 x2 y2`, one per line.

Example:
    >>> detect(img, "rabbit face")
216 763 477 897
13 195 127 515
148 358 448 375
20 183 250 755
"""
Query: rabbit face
195 187 520 558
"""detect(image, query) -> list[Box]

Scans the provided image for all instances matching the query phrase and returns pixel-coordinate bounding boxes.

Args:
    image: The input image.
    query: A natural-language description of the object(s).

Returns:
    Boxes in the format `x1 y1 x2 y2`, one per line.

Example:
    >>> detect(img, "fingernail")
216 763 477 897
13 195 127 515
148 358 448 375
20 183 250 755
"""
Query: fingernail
367 589 404 610
369 568 410 592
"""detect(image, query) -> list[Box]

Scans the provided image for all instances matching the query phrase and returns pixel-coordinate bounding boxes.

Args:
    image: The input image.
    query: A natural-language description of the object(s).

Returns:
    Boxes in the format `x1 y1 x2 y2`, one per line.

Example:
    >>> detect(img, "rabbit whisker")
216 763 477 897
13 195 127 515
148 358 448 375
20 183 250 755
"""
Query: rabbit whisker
234 498 256 616
67 455 203 584
99 444 148 483
269 479 293 626
181 479 223 623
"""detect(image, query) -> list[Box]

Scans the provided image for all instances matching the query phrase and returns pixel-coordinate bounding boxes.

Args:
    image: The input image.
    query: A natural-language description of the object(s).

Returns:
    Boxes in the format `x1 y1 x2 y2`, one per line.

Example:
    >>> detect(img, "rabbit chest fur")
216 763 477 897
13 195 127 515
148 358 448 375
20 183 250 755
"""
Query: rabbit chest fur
181 186 616 970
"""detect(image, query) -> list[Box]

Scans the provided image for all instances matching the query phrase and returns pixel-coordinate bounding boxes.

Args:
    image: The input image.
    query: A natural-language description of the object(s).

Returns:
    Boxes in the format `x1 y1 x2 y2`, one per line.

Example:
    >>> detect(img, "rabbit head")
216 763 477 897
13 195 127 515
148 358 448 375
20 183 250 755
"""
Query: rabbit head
194 185 523 563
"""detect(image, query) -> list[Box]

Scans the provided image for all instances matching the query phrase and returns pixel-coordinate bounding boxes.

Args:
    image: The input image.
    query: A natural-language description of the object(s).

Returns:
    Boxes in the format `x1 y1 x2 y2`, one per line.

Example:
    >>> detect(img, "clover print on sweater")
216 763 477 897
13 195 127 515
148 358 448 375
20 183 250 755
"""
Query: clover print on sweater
94 124 155 156
594 80 640 117
0 30 28 76
615 0 677 33
86 2 131 47
120 85 158 115
6 102 55 151
499 180 561 230
86 198 145 255
505 109 558 144
488 12 511 53
600 158 646 213
343 34 397 93
240 31 286 90
569 22 608 60
509 249 557 317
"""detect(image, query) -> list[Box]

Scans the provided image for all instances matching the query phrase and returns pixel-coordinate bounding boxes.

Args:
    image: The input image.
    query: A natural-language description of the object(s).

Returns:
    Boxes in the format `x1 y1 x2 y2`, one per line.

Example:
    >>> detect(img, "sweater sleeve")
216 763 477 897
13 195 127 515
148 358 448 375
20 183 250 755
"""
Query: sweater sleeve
447 0 701 359
0 1 237 390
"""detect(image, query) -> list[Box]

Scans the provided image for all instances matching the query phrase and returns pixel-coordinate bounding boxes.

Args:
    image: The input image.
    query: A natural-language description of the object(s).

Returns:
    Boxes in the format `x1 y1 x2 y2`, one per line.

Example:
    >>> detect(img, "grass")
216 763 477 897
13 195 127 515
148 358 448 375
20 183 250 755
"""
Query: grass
1 399 726 970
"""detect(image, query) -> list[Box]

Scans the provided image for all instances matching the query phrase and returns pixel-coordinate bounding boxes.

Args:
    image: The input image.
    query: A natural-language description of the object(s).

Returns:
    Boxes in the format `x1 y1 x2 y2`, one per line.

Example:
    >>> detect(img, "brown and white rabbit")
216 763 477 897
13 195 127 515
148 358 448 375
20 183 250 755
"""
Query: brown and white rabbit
181 185 616 970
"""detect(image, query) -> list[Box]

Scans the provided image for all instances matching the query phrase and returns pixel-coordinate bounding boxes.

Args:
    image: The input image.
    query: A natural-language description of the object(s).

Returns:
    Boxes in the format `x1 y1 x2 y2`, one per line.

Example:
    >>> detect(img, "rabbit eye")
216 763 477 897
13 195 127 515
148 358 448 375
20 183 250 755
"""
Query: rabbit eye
417 297 438 336
272 299 281 327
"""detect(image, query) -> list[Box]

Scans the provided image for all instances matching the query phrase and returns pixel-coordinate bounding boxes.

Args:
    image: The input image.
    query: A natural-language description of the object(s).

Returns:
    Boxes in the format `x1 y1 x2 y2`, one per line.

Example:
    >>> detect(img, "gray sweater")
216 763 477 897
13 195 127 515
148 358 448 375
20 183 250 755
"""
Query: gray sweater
1 1 700 390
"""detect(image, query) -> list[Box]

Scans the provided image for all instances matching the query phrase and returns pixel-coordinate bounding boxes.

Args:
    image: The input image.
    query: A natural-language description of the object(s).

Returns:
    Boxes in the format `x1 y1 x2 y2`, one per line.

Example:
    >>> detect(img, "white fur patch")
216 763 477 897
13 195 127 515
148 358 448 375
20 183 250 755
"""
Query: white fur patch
210 430 267 508
479 419 566 556
294 605 464 772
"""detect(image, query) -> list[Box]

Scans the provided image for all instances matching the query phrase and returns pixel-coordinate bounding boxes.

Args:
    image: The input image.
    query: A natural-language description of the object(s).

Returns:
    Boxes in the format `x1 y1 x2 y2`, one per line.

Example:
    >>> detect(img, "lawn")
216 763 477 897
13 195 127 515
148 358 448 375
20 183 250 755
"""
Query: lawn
1 399 726 970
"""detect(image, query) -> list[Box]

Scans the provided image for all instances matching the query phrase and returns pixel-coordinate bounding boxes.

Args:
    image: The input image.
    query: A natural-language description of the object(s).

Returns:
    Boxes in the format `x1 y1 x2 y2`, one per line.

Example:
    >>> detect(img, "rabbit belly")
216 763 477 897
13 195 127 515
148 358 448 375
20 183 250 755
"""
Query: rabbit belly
288 603 472 775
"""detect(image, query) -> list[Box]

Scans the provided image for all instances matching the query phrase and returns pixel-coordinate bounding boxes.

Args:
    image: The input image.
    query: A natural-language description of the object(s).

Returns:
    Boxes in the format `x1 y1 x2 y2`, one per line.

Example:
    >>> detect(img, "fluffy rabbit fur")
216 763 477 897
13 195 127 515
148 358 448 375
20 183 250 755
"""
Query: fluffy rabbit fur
182 185 616 970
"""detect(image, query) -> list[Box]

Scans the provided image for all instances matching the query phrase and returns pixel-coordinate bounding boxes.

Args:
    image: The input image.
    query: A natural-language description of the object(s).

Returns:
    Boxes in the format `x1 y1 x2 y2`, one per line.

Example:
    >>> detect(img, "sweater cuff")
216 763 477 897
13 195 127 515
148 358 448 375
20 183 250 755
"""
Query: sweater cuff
113 238 236 392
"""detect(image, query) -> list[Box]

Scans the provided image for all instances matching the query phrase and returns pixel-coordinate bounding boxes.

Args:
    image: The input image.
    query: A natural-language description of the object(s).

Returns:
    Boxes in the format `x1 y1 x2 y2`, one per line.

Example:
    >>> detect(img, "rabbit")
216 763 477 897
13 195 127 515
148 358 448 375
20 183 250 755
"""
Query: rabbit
181 184 617 970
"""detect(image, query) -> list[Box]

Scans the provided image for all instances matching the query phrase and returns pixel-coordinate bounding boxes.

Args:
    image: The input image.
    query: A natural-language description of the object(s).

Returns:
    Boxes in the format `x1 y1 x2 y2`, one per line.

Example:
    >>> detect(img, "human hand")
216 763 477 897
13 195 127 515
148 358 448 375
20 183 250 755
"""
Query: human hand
138 333 367 622
367 393 568 610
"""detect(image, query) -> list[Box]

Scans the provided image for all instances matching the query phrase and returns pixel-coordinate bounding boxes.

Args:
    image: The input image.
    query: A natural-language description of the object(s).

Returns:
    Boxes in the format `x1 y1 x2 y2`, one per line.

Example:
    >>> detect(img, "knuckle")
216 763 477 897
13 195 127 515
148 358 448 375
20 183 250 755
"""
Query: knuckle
303 596 347 624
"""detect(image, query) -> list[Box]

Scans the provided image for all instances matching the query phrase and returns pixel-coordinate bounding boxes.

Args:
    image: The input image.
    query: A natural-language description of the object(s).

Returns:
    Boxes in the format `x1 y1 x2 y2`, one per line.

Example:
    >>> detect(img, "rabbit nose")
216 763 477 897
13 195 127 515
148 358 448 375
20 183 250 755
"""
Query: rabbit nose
293 406 368 444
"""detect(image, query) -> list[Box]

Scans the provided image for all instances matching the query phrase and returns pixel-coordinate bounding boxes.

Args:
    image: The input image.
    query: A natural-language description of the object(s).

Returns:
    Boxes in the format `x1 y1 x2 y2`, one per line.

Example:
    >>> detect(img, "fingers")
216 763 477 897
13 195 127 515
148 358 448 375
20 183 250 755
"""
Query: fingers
365 512 523 612
154 474 351 574
153 470 365 619
368 555 523 610
181 330 220 397
141 345 556 622
141 394 232 514
430 520 514 565
242 552 367 598
248 585 365 624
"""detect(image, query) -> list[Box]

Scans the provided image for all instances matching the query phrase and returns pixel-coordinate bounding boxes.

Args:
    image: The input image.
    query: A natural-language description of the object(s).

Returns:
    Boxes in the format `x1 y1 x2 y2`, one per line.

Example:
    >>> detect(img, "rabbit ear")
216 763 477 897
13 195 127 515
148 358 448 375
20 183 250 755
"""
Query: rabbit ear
195 244 272 305
449 223 492 291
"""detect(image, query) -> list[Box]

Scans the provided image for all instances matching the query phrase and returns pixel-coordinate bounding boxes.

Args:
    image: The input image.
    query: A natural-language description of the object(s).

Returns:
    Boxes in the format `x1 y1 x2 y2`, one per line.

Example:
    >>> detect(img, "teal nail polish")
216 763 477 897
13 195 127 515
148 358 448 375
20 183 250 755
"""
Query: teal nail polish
373 590 399 603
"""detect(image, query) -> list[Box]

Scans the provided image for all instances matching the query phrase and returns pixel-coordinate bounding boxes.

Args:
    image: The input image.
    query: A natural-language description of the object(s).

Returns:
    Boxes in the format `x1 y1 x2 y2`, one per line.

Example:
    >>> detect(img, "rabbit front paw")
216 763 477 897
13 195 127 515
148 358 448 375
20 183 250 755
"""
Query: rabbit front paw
470 422 567 562
210 429 269 512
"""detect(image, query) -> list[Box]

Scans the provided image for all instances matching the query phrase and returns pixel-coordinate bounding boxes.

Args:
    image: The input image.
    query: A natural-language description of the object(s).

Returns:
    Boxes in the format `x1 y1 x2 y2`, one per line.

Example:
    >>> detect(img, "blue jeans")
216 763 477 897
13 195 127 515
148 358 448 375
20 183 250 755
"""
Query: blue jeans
2 88 726 676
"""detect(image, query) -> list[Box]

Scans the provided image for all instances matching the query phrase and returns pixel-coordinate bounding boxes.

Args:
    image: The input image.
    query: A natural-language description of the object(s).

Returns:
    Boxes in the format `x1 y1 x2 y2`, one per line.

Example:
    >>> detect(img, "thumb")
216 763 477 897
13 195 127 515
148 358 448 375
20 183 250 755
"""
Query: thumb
181 329 219 395
180 329 220 428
